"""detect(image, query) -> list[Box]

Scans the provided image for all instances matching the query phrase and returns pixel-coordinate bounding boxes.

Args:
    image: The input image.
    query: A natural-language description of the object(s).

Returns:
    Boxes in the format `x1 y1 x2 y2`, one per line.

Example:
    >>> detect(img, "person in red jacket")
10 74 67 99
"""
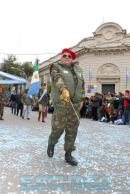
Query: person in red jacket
123 90 130 124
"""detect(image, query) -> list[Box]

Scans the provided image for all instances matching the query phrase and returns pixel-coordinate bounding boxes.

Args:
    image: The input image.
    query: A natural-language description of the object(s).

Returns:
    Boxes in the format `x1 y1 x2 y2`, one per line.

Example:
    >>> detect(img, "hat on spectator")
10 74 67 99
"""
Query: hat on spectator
41 82 46 86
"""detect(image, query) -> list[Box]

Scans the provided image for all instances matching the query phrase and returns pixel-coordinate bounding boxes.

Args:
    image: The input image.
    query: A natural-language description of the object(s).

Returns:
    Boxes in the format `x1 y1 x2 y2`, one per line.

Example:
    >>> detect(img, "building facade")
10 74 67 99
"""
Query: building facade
39 22 130 95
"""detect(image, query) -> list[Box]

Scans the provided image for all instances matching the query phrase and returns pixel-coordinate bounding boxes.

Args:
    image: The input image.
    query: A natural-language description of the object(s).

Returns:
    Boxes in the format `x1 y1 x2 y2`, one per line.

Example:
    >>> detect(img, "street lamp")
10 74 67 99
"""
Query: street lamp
11 67 28 89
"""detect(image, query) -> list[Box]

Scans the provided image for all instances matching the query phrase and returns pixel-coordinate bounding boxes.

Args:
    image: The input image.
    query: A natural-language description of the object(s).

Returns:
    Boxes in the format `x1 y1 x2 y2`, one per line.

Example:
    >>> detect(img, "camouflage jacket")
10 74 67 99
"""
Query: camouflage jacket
50 61 85 105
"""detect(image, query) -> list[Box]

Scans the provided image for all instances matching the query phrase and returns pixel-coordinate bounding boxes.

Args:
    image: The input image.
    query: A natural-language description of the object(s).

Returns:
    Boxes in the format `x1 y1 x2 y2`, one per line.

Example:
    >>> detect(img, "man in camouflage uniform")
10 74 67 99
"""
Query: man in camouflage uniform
0 85 5 120
38 83 49 122
47 48 85 166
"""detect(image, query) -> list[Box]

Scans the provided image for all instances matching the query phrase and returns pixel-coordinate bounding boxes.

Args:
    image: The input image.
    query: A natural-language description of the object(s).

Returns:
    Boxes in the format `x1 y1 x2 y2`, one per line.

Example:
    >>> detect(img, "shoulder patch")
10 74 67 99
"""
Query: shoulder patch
63 70 69 74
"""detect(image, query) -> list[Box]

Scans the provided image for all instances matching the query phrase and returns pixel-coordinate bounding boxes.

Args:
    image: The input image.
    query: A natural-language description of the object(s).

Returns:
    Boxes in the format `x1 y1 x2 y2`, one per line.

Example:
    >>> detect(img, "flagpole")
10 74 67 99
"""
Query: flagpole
88 65 92 92
126 78 127 89
126 67 128 89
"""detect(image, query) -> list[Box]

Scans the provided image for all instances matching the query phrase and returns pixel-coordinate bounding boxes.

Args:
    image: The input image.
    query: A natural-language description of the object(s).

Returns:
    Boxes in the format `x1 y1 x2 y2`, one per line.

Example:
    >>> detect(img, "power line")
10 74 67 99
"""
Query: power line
0 52 58 56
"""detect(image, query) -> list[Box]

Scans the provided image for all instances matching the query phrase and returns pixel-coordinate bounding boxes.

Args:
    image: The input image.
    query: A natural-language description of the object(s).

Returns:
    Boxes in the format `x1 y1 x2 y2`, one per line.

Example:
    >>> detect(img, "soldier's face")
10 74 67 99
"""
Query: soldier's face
61 52 73 65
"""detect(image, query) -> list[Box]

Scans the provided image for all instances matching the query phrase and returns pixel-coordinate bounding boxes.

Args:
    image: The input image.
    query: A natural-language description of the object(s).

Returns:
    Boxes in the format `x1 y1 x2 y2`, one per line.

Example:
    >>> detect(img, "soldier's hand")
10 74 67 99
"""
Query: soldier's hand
60 89 70 102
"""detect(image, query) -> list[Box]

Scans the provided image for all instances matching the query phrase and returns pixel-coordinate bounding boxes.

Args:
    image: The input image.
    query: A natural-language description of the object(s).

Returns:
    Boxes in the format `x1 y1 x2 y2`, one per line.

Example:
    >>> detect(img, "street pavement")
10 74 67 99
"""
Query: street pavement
0 107 130 194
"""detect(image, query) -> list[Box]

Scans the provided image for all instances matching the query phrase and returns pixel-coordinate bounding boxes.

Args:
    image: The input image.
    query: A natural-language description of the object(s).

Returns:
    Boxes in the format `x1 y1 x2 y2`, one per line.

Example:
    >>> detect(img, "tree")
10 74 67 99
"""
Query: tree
1 55 33 79
0 55 33 93
21 62 33 78
1 55 22 76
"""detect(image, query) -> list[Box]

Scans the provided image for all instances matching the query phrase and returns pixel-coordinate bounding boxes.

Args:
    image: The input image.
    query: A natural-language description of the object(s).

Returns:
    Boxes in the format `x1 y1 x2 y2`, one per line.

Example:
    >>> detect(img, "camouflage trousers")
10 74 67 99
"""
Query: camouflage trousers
48 102 80 152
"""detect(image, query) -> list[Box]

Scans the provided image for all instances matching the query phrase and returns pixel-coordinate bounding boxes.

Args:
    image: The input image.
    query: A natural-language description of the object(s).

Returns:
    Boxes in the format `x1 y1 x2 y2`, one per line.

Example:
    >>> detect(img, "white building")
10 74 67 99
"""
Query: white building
39 22 130 95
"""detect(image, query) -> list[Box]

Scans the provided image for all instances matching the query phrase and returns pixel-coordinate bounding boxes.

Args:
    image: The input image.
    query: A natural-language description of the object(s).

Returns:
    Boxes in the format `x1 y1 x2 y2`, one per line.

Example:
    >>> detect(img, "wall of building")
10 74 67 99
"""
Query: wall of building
78 50 130 94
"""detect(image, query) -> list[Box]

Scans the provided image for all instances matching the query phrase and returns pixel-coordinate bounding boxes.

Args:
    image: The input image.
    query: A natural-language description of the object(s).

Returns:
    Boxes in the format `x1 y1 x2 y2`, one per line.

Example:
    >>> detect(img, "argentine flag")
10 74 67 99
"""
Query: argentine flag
28 59 40 97
88 66 92 81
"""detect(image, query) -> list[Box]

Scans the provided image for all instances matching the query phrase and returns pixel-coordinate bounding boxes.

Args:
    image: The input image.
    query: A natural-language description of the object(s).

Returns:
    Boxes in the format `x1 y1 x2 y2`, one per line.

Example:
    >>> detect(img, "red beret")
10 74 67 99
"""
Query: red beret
61 48 76 60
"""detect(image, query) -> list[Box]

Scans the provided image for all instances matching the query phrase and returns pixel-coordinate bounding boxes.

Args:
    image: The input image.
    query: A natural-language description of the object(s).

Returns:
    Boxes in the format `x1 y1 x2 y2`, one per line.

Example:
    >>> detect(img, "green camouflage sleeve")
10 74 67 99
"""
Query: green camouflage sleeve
50 64 67 92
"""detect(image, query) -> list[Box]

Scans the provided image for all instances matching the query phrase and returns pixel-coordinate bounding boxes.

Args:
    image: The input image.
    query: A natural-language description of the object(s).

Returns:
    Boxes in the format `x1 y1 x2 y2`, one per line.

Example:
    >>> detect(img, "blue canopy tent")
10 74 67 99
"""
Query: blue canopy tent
0 71 27 84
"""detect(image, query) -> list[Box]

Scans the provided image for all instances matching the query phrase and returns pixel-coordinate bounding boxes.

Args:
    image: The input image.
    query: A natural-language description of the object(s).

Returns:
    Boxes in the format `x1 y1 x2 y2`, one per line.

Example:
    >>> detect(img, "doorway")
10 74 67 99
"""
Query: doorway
102 84 115 94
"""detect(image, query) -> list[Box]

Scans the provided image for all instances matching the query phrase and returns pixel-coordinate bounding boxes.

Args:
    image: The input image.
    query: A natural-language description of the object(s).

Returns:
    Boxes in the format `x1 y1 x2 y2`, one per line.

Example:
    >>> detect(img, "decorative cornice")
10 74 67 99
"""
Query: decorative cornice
76 45 130 57
97 77 120 83
39 45 130 72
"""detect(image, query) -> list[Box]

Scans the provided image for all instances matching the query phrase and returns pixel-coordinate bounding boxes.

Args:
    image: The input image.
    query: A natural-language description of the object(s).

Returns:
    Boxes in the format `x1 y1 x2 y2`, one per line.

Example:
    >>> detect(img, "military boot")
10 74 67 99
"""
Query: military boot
47 144 54 157
65 152 78 166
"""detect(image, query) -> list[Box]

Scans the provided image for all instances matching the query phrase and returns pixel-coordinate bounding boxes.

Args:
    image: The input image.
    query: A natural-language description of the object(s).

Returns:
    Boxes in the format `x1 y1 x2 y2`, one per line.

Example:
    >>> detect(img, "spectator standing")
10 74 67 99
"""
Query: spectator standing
10 90 17 115
38 83 49 122
91 93 100 121
16 93 23 117
123 90 130 125
21 89 32 120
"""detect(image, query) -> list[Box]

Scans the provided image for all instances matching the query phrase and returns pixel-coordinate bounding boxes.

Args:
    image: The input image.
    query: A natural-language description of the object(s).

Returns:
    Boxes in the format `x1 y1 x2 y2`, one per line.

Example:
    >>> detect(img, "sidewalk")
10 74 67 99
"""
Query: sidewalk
0 107 130 193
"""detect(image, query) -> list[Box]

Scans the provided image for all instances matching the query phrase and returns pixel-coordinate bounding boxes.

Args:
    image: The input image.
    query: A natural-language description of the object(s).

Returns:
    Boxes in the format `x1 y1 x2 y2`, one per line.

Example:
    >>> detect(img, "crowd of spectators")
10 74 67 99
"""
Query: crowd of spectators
3 87 53 121
2 85 130 126
80 90 130 125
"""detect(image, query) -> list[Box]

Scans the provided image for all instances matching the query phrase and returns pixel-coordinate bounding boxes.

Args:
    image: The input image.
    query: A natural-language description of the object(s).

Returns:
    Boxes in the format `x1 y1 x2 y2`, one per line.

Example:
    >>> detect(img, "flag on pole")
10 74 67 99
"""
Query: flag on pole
28 59 40 97
125 67 130 81
88 66 92 81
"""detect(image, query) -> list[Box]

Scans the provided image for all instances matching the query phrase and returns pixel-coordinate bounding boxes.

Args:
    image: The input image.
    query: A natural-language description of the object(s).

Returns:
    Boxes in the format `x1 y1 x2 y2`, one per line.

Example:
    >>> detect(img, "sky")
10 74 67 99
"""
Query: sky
0 0 130 64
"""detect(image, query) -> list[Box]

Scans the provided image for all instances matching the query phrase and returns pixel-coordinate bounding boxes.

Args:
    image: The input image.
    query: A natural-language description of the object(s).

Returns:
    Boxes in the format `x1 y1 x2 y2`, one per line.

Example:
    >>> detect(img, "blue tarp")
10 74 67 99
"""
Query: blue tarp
0 71 27 84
